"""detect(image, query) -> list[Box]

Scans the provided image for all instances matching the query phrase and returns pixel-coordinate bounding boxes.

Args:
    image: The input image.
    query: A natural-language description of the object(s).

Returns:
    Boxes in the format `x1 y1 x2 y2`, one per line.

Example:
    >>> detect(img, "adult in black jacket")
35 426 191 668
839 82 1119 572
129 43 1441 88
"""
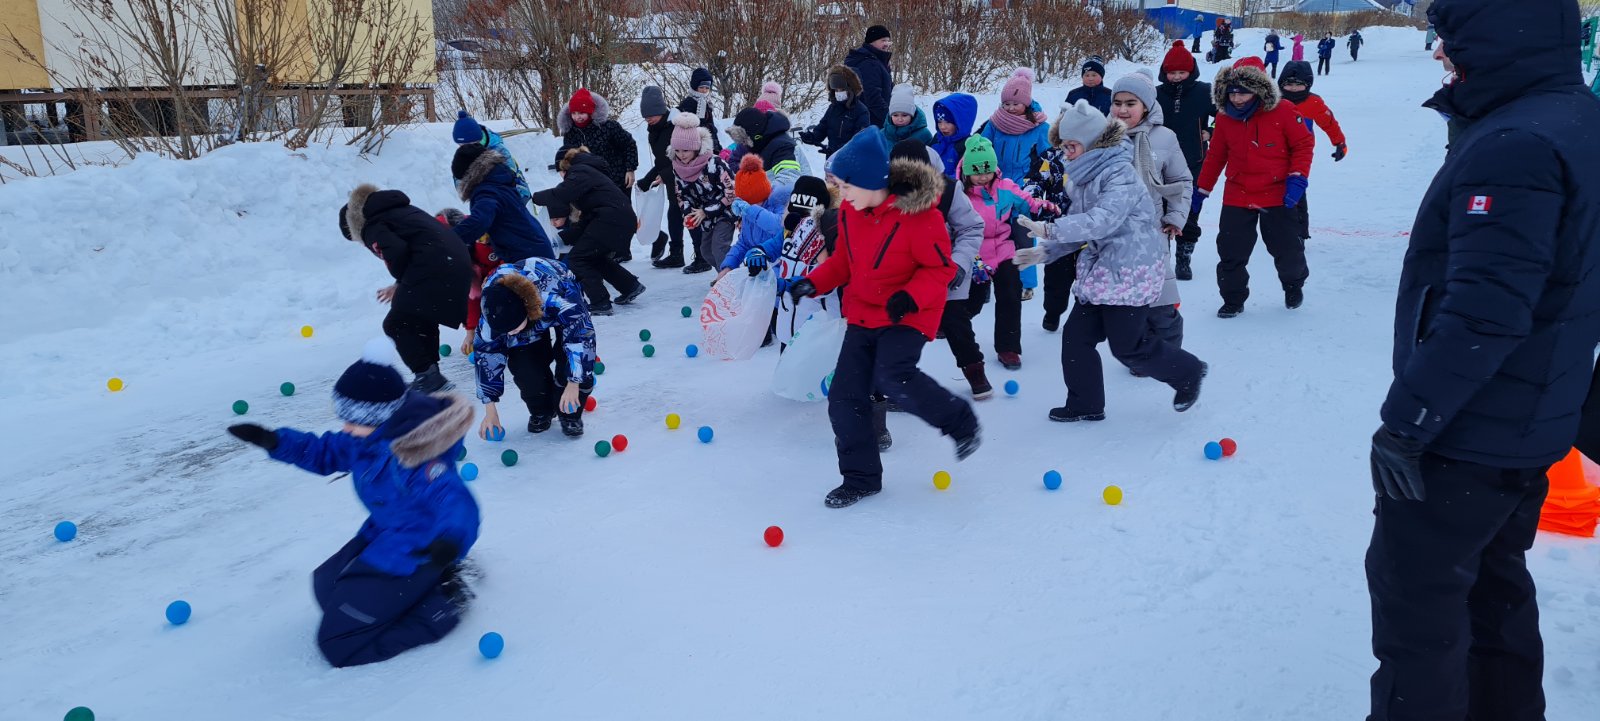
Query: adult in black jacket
843 25 894 126
556 88 637 193
1366 2 1600 719
638 85 686 268
450 145 555 263
801 65 873 158
339 185 472 391
533 149 645 315
728 108 803 186
1155 40 1216 281
677 67 721 150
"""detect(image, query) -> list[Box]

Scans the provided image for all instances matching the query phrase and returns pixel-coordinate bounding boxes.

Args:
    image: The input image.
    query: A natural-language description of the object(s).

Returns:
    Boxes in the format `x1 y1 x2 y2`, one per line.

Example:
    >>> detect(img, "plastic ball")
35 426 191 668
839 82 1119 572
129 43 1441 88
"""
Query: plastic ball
1004 380 1020 396
1043 470 1063 490
594 361 606 376
501 449 518 467
1204 441 1224 460
467 353 475 364
932 470 951 490
439 344 451 357
665 413 681 430
1103 485 1124 505
486 426 505 442
594 440 612 458
165 600 192 625
54 521 77 542
65 707 95 721
697 426 714 443
232 400 249 415
764 525 784 547
460 463 478 481
584 396 598 412
279 382 295 396
457 447 467 461
820 373 833 398
685 344 699 358
642 344 655 358
300 325 314 338
1220 438 1238 457
681 305 693 318
612 434 628 452
107 378 124 392
479 631 505 659
639 329 652 341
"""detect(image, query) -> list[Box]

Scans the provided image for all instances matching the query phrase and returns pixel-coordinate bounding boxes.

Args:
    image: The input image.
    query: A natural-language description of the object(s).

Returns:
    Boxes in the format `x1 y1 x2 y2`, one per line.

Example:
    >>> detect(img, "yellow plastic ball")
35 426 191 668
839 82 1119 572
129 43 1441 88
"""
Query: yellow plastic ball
665 413 681 430
107 377 124 392
932 470 951 490
1103 485 1124 506
300 325 314 338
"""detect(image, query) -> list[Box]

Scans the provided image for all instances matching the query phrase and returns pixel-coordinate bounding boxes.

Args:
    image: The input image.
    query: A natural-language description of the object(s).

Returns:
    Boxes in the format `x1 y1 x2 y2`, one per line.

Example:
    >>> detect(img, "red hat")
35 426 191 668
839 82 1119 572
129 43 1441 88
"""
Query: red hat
733 154 772 205
1161 41 1197 75
1232 56 1267 72
568 88 596 115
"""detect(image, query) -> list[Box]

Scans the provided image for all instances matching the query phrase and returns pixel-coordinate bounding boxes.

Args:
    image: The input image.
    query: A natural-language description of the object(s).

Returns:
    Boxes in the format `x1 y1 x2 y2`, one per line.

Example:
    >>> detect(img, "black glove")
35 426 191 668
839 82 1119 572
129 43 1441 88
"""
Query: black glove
787 278 816 303
886 290 918 324
228 423 279 452
947 264 968 291
635 178 650 193
1332 143 1348 162
1370 425 1426 501
416 539 462 568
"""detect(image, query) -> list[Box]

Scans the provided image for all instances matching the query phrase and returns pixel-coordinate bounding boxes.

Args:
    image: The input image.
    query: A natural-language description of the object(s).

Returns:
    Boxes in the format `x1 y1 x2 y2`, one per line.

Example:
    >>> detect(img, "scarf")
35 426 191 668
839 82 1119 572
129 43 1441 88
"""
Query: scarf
987 106 1045 136
672 152 713 182
1222 98 1260 122
689 89 710 119
1128 126 1158 197
1281 87 1311 104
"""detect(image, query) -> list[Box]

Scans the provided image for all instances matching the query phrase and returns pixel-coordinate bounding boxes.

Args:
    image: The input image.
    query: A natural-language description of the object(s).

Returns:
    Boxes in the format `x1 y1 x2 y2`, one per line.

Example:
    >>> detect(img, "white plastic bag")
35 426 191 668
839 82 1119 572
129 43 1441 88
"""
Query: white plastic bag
700 269 778 360
537 207 568 255
632 184 666 250
770 309 846 402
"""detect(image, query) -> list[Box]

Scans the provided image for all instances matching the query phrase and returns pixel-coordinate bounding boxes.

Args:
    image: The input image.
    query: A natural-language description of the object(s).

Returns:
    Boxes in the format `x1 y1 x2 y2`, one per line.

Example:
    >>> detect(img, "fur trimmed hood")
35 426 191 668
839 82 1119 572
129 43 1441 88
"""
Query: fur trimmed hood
1089 119 1128 151
345 184 378 243
1211 64 1280 112
827 64 864 100
456 149 510 201
386 392 476 468
888 156 946 214
491 271 545 324
556 91 613 134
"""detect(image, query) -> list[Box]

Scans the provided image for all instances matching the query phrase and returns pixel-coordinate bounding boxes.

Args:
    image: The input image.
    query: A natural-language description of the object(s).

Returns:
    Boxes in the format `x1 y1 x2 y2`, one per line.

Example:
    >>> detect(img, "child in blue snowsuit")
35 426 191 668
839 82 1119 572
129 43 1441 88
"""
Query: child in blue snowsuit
227 342 480 668
473 257 599 439
454 110 531 204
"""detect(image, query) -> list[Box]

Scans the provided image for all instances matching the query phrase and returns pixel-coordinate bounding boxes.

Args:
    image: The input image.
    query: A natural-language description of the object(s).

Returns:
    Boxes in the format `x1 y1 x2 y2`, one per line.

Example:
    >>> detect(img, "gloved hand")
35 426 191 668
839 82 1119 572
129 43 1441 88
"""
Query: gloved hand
1191 188 1209 215
947 264 968 291
635 178 651 193
1017 216 1051 240
787 278 816 303
743 248 768 275
1370 425 1427 501
971 259 993 284
886 290 918 324
1012 246 1047 269
1332 143 1348 162
731 199 752 216
1284 175 1309 209
1021 183 1043 199
228 423 279 451
415 539 462 568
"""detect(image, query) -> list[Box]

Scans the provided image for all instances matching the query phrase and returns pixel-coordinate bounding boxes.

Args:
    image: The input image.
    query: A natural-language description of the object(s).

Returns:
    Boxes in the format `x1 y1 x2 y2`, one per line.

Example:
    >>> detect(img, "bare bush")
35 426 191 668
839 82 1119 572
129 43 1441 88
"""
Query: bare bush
1261 11 1424 39
871 0 1009 94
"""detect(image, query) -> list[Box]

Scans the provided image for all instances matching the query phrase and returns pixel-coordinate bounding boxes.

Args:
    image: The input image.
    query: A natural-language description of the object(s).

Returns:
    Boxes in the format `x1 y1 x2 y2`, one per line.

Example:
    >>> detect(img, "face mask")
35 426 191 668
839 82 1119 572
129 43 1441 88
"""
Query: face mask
834 90 849 102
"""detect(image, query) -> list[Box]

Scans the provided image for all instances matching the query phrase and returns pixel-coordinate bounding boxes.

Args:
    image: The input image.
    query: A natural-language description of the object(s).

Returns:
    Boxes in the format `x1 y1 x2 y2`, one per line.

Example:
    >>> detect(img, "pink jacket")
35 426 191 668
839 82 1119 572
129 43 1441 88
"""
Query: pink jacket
1291 35 1305 62
964 176 1047 268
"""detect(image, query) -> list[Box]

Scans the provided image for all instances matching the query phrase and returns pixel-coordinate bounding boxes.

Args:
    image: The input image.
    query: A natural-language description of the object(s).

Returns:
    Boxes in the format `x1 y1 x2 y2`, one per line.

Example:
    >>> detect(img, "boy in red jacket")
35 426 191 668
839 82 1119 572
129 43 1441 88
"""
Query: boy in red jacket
1194 57 1314 318
788 127 982 508
1276 60 1348 244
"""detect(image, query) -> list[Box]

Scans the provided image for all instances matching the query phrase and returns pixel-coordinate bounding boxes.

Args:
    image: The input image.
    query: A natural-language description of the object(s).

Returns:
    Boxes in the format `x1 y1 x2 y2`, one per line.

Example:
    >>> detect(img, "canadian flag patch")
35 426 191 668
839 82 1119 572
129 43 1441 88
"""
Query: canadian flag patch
1467 195 1493 215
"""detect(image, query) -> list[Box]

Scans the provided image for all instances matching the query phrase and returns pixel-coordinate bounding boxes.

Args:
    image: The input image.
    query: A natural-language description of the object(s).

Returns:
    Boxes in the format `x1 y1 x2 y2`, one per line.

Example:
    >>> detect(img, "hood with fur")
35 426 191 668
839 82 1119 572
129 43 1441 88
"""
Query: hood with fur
827 64 864 101
1089 119 1128 151
342 184 410 244
1211 64 1280 113
382 392 476 468
887 156 945 214
556 91 613 134
456 149 512 201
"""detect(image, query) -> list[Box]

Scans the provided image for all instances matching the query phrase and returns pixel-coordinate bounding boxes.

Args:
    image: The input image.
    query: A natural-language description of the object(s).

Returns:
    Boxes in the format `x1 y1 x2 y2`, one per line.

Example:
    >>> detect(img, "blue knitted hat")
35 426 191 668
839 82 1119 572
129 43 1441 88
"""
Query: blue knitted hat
829 126 891 191
452 110 484 145
332 338 408 426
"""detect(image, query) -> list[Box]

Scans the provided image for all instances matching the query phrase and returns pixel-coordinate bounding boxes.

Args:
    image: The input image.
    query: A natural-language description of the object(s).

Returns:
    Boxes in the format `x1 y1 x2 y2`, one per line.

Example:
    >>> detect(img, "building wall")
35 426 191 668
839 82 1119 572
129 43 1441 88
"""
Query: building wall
0 0 50 88
37 0 234 87
278 0 437 84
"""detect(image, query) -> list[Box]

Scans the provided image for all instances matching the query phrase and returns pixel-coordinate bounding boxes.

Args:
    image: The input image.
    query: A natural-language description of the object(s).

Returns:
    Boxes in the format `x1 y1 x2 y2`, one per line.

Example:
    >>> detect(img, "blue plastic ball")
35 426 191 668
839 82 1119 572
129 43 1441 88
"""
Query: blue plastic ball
1204 441 1224 460
820 373 833 397
1004 379 1020 396
53 521 77 542
685 344 699 358
697 426 714 443
479 631 504 659
166 600 192 625
460 463 479 481
487 426 505 442
1043 470 1062 490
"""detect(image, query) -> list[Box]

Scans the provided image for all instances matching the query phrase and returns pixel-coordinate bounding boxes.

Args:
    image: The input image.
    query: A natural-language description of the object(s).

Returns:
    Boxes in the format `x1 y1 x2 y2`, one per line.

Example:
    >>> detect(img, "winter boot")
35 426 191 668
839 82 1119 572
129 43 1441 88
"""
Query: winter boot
998 352 1022 370
825 484 880 509
1042 313 1061 333
952 424 982 461
1020 288 1035 302
653 254 685 269
1173 362 1208 413
650 232 668 261
410 364 448 393
1217 303 1244 319
528 415 552 434
1176 241 1196 281
615 283 647 305
1285 287 1303 310
590 304 616 316
1049 407 1106 423
560 416 584 437
683 258 713 274
872 396 892 451
962 362 994 400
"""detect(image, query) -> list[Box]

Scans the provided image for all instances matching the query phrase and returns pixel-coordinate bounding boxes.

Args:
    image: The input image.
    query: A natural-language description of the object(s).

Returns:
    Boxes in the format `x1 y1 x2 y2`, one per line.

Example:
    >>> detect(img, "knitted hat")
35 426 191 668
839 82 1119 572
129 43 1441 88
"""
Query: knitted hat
864 24 891 45
568 88 596 115
754 99 776 113
888 83 916 117
1161 41 1198 75
1001 67 1036 105
1111 70 1158 116
640 85 668 118
452 110 484 145
670 112 703 152
733 108 768 143
785 175 829 231
1081 57 1107 78
452 142 488 181
734 154 773 204
690 67 713 91
758 81 783 108
829 126 892 191
1056 99 1109 148
960 135 998 177
332 338 408 427
1232 56 1267 73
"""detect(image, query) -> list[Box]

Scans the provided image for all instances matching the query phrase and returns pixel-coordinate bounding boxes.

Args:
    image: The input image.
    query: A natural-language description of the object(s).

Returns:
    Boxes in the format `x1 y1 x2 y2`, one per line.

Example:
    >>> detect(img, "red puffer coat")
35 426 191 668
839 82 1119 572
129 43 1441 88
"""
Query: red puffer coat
805 157 955 340
1196 64 1313 209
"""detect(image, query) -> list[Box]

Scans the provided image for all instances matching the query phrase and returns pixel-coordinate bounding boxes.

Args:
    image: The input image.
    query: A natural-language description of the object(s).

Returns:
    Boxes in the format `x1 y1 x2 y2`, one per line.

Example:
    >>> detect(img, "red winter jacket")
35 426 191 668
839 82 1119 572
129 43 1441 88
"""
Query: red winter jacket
805 158 955 340
1283 93 1346 147
1196 68 1314 209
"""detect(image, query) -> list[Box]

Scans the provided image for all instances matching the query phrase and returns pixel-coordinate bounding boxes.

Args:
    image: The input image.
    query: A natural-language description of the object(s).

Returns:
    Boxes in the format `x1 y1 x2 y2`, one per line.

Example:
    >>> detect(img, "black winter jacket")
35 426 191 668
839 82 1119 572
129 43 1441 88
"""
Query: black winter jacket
803 101 873 157
844 44 893 126
639 117 674 194
342 186 472 328
534 153 637 255
1157 75 1217 171
556 92 638 192
1383 0 1600 468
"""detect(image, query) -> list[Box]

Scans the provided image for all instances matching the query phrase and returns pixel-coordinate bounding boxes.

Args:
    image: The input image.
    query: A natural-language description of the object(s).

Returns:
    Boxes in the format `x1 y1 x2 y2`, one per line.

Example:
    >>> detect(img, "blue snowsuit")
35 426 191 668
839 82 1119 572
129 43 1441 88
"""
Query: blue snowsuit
473 258 598 405
720 188 792 272
931 94 978 180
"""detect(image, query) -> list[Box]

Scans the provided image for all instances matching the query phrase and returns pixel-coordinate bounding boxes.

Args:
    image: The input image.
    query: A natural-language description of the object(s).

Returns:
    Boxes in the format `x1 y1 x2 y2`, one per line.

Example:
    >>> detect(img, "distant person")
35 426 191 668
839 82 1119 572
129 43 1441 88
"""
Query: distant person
1264 31 1282 76
1156 41 1217 282
637 85 688 268
800 65 873 158
451 110 531 204
1291 33 1306 62
1066 57 1113 115
1191 14 1205 53
844 24 894 126
1348 30 1364 61
1316 33 1337 75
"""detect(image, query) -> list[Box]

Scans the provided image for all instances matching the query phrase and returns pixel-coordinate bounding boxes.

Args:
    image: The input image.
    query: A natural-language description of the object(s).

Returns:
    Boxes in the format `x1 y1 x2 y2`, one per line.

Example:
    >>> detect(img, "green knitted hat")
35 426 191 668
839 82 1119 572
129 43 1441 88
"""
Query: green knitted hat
961 135 998 177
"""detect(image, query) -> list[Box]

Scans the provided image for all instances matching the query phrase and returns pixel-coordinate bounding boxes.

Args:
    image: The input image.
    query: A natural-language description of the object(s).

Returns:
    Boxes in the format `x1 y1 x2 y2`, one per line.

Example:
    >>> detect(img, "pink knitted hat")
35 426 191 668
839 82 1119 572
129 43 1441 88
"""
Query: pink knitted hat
670 112 704 153
1001 67 1036 105
758 81 782 108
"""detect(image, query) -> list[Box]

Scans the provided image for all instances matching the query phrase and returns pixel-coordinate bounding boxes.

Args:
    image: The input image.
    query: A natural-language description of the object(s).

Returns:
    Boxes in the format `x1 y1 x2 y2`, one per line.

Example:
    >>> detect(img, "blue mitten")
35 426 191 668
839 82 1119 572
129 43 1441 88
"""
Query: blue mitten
1191 188 1208 215
1283 176 1309 209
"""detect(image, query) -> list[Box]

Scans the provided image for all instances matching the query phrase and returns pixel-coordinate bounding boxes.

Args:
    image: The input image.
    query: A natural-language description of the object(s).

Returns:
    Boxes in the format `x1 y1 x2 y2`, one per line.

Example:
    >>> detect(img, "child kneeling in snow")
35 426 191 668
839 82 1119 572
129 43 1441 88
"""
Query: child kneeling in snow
1015 101 1208 423
227 341 479 668
788 127 982 508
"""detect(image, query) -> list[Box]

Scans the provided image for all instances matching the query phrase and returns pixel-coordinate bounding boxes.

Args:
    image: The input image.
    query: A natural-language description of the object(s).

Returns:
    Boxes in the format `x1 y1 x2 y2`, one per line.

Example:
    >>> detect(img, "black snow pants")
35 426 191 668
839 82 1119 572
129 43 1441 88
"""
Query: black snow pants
503 330 593 423
1060 303 1203 415
1216 205 1308 306
383 309 440 375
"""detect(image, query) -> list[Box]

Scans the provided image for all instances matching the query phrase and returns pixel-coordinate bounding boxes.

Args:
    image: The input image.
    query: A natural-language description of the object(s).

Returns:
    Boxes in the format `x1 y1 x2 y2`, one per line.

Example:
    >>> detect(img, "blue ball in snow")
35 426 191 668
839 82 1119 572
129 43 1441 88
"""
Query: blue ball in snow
479 631 505 659
685 344 699 358
54 521 77 542
1004 380 1020 396
460 463 479 481
1204 441 1224 460
1043 470 1062 490
166 600 192 625
697 426 714 443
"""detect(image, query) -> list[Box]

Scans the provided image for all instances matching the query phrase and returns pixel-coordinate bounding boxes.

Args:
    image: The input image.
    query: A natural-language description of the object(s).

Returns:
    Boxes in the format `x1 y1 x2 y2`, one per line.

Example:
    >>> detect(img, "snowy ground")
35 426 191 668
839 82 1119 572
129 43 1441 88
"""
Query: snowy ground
2 27 1598 721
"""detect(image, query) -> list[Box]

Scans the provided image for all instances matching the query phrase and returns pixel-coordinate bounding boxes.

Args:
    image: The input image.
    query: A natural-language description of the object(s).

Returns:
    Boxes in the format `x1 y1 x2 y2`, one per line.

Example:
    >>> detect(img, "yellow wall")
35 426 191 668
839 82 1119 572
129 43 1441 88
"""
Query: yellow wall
0 0 50 88
278 0 437 84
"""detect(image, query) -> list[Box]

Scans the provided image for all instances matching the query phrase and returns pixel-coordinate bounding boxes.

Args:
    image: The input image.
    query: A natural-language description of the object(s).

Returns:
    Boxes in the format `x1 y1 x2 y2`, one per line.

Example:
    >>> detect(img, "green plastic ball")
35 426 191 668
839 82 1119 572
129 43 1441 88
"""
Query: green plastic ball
594 361 606 375
232 400 249 415
457 446 467 461
681 306 693 318
439 344 451 357
65 708 95 721
501 449 518 467
594 440 612 457
642 344 655 358
639 329 652 341
279 382 295 396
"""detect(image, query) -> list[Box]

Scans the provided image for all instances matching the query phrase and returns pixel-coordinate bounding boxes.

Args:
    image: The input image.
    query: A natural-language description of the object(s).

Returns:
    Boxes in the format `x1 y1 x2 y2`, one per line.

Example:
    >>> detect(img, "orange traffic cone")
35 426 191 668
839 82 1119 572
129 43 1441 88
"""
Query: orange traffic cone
1538 448 1600 537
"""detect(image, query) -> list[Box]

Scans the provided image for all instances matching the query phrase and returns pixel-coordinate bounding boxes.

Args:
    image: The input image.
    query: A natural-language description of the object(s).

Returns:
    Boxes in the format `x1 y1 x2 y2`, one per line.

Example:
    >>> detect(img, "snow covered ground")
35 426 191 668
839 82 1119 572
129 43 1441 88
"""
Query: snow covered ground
2 27 1597 720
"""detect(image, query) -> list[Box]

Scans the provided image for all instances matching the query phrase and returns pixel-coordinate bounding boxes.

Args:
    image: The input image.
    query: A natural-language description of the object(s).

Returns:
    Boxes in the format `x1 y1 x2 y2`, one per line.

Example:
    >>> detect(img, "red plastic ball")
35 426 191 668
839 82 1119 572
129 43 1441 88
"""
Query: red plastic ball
763 526 783 547
611 434 628 452
584 396 598 412
1220 438 1238 457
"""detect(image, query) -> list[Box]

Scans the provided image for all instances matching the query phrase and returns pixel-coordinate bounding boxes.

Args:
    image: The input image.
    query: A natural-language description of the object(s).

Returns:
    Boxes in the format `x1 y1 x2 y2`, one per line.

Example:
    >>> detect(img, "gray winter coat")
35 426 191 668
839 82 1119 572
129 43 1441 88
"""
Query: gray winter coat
1127 103 1193 306
1037 122 1166 307
945 177 985 302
